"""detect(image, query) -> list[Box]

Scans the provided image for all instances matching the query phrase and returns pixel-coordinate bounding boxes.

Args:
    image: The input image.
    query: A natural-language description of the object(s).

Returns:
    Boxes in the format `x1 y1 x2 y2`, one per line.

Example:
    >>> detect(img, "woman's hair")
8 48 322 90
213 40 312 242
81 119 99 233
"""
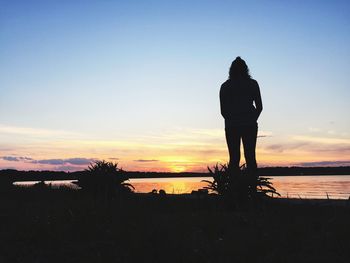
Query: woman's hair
229 56 251 80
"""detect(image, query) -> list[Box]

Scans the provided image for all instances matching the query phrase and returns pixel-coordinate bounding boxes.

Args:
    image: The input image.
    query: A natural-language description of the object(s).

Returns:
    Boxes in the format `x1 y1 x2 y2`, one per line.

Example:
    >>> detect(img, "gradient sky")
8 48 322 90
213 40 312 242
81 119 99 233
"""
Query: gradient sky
1 0 350 172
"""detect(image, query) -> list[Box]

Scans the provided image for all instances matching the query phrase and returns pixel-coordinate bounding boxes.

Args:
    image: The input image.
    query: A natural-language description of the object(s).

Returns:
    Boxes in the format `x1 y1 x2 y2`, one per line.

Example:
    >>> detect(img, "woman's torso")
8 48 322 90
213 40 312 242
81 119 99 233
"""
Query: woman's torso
220 78 258 127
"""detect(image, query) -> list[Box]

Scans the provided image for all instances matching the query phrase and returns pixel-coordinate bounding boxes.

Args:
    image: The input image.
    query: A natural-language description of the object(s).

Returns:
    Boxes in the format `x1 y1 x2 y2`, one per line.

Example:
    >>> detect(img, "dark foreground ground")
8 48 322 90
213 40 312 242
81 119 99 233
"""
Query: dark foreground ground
1 189 349 263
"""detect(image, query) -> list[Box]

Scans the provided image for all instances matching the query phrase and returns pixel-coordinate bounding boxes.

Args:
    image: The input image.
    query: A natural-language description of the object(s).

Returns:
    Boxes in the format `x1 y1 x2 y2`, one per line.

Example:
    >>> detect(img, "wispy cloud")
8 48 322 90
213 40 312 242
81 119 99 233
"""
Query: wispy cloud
1 156 33 162
0 156 98 171
32 158 95 166
133 159 159 162
263 142 310 153
1 156 95 166
0 124 81 139
0 146 15 151
2 125 348 172
261 134 350 154
292 135 350 145
257 135 272 138
152 128 272 141
308 127 321 133
295 161 350 167
55 165 84 172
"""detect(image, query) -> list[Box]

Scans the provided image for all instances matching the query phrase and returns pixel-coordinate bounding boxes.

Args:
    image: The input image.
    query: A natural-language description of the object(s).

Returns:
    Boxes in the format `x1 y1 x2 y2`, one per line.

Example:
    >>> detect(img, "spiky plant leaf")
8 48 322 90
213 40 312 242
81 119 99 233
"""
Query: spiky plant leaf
75 160 134 197
204 163 280 200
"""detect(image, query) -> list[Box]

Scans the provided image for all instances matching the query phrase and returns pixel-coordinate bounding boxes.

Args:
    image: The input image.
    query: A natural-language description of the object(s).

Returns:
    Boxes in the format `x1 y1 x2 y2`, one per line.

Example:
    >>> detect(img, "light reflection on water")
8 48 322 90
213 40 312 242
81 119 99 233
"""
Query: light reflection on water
270 175 350 199
131 177 209 194
14 175 350 199
14 180 80 189
131 176 350 199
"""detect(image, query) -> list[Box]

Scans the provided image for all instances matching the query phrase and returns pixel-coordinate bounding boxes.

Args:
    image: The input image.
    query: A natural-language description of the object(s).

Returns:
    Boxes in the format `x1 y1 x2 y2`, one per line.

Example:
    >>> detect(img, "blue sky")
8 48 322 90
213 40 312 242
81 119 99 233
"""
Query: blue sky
1 0 350 171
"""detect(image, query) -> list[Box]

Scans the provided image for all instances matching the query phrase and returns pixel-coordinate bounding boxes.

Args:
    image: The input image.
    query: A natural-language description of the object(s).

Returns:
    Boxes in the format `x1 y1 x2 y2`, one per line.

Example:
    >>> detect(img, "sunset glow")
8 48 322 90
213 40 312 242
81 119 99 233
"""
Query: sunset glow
1 1 349 172
0 124 349 172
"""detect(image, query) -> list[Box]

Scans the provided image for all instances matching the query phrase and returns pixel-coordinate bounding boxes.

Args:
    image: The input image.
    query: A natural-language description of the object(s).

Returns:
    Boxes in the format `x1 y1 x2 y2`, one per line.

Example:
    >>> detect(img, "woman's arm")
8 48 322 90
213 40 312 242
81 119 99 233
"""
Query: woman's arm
254 81 263 120
219 86 228 119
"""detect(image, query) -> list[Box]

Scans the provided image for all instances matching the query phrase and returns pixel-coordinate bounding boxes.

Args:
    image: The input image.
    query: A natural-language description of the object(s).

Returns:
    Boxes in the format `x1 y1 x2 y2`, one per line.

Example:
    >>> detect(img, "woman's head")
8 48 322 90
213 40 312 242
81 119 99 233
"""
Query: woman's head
229 57 251 80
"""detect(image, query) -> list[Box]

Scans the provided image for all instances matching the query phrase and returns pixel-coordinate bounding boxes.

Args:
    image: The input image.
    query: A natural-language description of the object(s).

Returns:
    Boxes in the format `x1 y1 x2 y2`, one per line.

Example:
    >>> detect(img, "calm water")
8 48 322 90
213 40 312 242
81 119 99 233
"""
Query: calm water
14 175 350 199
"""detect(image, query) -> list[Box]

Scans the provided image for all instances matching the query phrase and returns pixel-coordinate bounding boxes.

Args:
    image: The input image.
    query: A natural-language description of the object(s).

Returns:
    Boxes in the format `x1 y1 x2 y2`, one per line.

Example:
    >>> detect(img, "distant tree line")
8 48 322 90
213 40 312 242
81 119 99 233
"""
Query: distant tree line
0 166 349 182
258 166 350 176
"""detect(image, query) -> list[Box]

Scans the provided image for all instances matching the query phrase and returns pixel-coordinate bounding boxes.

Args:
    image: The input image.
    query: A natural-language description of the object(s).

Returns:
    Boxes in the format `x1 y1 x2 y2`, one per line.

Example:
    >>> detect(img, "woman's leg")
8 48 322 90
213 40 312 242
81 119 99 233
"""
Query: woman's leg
225 127 241 171
242 124 258 170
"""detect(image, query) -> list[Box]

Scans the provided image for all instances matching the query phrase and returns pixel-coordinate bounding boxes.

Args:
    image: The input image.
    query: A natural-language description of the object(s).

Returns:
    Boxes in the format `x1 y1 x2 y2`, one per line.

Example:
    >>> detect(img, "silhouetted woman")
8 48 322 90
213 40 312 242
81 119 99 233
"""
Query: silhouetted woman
220 57 262 173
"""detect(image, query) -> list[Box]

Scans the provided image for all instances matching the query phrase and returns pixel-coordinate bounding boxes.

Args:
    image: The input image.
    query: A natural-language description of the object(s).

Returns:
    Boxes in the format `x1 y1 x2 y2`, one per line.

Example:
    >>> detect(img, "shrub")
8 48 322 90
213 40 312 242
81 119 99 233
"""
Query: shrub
202 163 280 202
74 160 134 198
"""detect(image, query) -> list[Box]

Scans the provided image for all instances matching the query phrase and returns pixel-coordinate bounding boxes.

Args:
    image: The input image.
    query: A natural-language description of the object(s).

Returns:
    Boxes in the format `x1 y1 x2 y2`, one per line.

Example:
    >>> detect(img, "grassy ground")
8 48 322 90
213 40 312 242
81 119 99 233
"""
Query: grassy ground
0 188 349 263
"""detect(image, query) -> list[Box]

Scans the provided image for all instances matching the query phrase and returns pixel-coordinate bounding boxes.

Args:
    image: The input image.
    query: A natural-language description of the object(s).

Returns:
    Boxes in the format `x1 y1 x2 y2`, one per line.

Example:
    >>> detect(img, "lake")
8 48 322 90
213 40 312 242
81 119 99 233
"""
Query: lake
14 175 350 199
131 175 350 199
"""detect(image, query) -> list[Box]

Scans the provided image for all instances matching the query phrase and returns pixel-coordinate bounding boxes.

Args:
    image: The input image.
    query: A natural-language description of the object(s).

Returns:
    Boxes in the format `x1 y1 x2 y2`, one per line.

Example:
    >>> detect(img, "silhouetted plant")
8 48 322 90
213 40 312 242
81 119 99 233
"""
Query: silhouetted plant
74 160 134 198
202 163 280 201
202 164 230 195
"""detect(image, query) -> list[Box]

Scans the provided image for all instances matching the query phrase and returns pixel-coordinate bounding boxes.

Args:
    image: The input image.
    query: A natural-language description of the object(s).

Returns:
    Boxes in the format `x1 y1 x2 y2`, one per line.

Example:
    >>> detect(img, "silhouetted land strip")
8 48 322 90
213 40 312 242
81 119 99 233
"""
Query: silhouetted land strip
0 188 349 263
1 166 350 182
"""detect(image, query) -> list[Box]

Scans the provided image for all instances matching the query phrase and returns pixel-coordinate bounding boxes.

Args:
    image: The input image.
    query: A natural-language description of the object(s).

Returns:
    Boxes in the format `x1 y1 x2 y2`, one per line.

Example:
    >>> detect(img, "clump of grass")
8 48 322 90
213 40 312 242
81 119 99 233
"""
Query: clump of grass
202 164 230 195
202 163 280 202
74 160 134 198
256 176 280 197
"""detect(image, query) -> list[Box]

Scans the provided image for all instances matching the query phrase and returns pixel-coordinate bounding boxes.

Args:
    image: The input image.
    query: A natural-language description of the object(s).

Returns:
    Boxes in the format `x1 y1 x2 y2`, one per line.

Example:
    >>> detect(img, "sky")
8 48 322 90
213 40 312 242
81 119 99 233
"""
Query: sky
1 0 350 172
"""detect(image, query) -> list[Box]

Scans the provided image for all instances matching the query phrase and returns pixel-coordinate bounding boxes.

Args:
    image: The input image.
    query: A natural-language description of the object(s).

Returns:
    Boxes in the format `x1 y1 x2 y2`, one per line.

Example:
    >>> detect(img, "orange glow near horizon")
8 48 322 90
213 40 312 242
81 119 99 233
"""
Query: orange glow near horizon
0 128 349 172
1 149 349 172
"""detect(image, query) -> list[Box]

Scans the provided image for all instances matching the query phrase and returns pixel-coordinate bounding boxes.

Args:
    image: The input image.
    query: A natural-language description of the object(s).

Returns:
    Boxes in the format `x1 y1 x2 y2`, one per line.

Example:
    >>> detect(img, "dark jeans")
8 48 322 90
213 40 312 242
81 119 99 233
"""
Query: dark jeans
225 124 258 171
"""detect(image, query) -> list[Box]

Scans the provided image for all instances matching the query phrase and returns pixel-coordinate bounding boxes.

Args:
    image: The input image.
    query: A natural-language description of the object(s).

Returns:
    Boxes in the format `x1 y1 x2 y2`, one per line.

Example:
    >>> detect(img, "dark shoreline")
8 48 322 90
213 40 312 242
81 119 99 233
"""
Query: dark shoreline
1 166 350 182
